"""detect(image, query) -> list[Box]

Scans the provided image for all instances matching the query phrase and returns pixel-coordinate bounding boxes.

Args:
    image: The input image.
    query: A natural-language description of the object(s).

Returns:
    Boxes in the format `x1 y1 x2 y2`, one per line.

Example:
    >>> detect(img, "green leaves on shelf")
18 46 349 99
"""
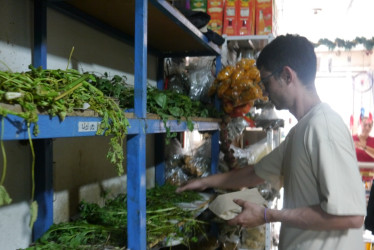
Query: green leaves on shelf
28 185 206 249
147 87 220 142
91 72 220 142
0 66 130 176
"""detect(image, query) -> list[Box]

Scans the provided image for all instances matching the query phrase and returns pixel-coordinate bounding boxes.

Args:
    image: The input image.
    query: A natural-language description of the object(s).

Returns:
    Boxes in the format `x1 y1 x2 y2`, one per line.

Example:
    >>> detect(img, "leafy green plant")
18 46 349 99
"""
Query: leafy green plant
0 66 130 176
28 185 207 249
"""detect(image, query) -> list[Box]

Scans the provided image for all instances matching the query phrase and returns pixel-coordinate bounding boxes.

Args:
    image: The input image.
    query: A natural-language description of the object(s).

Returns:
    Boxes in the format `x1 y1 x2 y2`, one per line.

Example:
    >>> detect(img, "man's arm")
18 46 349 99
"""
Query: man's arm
176 165 265 193
229 200 364 230
269 205 364 230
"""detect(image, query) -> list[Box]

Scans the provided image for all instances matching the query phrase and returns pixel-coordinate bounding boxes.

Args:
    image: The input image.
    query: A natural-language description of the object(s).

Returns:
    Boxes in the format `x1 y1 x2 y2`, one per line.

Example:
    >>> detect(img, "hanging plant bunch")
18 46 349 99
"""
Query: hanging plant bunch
0 65 130 176
316 37 374 51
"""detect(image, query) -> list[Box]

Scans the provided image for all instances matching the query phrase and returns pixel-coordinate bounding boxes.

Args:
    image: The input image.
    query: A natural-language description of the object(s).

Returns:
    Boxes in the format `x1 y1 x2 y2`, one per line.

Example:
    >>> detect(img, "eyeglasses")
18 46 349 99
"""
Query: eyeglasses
258 68 283 91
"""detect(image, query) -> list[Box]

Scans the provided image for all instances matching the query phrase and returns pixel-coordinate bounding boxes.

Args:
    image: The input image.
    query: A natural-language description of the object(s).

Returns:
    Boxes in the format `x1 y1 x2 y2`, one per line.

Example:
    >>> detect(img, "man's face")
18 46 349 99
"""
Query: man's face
259 69 288 110
361 118 373 136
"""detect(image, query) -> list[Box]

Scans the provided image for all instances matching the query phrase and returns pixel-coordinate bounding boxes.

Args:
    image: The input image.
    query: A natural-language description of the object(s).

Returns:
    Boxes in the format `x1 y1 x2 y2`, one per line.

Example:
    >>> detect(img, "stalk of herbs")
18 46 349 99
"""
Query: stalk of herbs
29 185 207 249
0 66 129 176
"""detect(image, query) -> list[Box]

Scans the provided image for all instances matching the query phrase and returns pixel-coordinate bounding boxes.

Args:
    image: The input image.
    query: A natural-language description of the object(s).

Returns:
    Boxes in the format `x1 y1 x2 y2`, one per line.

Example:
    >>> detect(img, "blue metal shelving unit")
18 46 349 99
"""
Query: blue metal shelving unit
27 0 222 249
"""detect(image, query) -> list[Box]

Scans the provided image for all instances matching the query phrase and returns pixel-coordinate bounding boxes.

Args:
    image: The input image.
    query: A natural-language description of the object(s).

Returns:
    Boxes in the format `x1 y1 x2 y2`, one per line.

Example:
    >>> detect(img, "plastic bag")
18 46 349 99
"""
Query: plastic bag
165 167 189 186
189 67 215 101
167 72 190 94
227 117 249 141
183 136 212 177
230 137 270 165
240 225 266 250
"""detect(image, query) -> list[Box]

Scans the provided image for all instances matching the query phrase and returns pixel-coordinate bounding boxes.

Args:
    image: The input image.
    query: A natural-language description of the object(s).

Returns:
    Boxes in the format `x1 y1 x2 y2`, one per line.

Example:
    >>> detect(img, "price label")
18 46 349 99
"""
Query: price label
78 122 100 132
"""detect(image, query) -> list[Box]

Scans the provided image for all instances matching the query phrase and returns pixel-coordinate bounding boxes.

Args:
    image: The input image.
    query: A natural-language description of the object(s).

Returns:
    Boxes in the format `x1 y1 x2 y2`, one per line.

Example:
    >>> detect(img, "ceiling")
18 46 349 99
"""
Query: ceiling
276 0 374 43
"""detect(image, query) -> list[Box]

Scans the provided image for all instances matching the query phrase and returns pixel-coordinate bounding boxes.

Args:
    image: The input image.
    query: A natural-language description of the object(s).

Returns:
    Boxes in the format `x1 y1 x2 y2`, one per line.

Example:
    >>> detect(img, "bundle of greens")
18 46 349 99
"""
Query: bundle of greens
28 185 207 249
118 84 221 141
0 65 129 176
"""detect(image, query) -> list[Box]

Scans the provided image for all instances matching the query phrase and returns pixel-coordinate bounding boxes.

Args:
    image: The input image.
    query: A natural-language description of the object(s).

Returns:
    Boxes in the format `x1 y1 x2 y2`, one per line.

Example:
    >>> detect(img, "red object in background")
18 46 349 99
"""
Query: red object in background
229 103 255 127
230 103 251 117
223 0 237 36
237 0 255 35
350 115 354 130
243 116 255 127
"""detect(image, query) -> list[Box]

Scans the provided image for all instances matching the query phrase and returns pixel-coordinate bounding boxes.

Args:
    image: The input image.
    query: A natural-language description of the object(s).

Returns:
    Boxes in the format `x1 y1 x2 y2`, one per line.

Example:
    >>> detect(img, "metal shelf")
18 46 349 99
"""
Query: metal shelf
28 1 222 249
2 113 220 140
48 0 221 57
224 34 274 51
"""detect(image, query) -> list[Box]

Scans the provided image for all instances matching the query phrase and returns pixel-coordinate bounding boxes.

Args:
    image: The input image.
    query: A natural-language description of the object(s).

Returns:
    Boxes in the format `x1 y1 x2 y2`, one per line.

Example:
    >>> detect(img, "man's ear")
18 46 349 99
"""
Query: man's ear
282 66 294 84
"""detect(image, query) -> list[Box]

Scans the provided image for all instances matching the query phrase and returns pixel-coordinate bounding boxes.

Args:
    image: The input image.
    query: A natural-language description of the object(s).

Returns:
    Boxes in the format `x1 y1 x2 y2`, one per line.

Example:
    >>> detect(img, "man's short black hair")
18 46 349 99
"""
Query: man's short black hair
256 34 317 85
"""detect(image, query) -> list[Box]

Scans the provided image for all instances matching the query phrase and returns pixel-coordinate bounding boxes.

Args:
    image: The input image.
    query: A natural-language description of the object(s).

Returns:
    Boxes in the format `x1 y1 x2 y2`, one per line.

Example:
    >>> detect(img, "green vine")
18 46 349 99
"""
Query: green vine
315 37 374 51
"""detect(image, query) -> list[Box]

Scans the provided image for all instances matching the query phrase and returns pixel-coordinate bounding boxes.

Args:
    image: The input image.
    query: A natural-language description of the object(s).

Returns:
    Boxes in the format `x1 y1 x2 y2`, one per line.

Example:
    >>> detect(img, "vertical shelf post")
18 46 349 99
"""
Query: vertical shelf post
211 55 222 174
127 0 148 249
32 0 54 241
155 56 165 186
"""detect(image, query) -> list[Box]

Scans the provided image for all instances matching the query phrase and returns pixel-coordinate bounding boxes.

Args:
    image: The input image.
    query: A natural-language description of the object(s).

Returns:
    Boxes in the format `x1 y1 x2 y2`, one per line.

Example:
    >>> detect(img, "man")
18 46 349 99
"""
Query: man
177 34 366 249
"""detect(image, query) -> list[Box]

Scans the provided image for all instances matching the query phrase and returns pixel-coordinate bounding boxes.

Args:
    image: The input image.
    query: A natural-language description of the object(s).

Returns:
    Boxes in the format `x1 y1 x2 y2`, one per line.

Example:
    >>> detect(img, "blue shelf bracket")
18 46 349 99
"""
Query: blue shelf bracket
127 0 148 249
32 0 53 242
33 139 54 241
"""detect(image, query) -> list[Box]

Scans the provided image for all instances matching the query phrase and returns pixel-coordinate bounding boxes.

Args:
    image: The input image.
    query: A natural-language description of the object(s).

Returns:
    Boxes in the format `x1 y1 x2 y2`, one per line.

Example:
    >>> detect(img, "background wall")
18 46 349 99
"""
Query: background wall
0 1 157 249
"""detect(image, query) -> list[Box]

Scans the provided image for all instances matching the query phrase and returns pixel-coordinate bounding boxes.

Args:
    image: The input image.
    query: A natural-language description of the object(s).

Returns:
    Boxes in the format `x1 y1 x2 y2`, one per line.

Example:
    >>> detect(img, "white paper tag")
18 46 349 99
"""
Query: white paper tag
78 122 100 132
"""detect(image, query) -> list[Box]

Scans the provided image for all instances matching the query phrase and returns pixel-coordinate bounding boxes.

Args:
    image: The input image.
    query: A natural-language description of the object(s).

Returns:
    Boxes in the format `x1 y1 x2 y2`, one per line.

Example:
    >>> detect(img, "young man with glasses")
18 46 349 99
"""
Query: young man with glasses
177 34 366 250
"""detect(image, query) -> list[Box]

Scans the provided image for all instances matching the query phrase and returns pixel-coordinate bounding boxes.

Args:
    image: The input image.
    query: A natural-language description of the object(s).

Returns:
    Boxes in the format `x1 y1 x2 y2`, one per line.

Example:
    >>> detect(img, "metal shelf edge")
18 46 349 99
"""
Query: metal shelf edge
1 115 220 140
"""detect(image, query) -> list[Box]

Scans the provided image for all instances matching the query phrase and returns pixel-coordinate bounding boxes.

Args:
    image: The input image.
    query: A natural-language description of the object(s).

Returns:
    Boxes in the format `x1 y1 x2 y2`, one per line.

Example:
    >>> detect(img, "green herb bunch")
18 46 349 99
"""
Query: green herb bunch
28 185 207 249
120 85 220 141
0 65 129 175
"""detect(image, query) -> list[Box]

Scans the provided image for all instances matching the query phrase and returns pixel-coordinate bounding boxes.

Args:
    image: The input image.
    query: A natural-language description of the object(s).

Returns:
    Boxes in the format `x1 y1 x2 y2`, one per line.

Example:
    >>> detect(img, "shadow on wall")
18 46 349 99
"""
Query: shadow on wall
0 0 157 80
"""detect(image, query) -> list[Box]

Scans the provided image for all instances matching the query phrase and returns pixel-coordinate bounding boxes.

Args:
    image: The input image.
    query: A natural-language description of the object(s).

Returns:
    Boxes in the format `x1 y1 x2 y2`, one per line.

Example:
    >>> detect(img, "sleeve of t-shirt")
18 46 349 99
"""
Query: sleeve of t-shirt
306 120 366 216
254 139 286 191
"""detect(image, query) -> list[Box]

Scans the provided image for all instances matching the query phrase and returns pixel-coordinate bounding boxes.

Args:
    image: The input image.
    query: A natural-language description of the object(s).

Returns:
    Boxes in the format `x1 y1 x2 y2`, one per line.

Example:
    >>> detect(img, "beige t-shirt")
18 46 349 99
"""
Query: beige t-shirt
255 103 366 250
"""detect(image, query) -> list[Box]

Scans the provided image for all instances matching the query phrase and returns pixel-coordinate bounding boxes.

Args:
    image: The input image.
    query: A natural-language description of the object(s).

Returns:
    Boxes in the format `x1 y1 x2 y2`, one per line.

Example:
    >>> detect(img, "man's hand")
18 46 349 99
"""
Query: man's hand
176 179 207 193
227 199 266 228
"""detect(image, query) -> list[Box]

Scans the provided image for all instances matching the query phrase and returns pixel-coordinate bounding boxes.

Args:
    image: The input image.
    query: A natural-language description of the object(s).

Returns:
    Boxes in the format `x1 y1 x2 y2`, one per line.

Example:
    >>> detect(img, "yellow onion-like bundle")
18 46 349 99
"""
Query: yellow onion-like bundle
209 58 268 117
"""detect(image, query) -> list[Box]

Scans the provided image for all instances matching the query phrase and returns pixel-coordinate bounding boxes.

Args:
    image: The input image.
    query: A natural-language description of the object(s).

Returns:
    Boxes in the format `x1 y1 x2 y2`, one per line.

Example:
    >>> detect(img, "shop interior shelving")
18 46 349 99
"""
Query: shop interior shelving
16 1 223 249
224 34 274 52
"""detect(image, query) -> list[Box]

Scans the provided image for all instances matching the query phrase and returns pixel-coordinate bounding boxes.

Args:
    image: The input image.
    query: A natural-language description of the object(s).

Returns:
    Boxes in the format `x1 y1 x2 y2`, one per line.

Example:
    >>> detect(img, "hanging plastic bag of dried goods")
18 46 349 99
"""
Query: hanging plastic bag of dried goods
164 58 190 94
226 117 249 141
187 57 216 102
164 138 188 185
189 67 215 102
183 136 212 178
165 167 189 186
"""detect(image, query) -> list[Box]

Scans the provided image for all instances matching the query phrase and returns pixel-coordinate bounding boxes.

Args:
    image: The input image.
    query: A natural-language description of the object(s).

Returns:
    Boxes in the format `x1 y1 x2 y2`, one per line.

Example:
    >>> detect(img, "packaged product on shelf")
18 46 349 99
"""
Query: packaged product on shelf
240 225 266 250
166 166 190 186
222 0 238 36
183 136 212 177
164 58 190 94
237 0 255 36
207 0 224 35
188 66 215 102
255 0 277 35
190 0 207 12
165 135 212 184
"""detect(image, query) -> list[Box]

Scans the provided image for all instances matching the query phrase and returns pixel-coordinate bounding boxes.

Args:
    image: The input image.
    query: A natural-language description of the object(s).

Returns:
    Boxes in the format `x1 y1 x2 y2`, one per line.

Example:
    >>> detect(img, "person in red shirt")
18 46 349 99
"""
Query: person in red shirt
353 116 374 162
